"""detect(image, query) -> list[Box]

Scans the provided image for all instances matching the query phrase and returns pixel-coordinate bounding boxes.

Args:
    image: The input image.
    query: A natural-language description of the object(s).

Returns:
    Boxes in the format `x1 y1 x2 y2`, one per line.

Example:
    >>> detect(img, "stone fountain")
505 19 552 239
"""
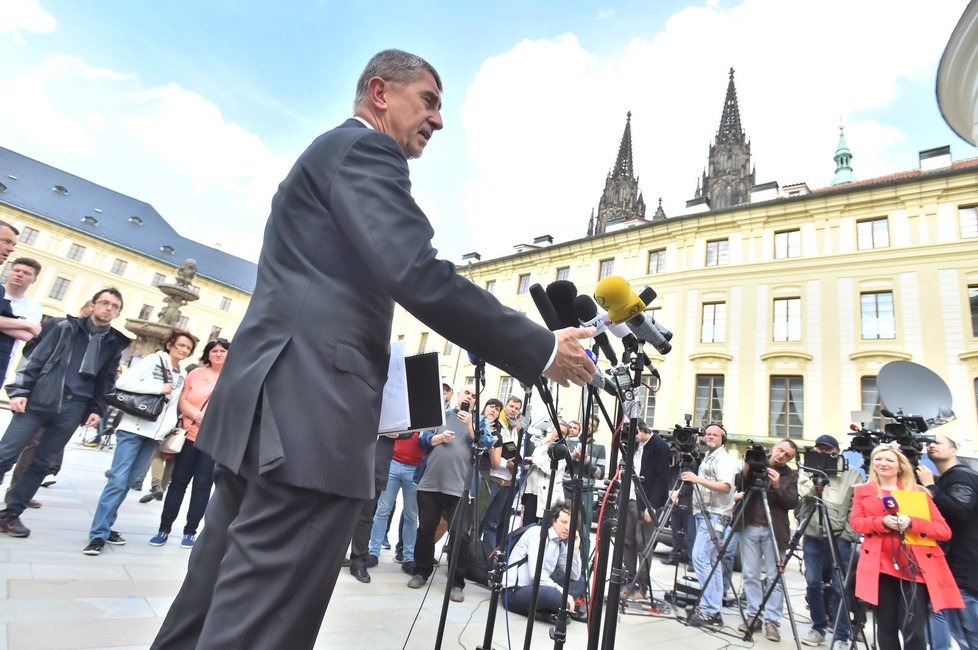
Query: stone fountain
124 259 200 359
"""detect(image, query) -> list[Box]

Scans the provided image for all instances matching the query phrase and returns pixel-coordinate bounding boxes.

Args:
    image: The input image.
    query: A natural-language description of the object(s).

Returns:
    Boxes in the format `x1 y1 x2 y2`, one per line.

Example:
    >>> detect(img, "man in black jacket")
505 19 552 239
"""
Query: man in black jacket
0 288 130 537
917 435 978 649
621 422 670 600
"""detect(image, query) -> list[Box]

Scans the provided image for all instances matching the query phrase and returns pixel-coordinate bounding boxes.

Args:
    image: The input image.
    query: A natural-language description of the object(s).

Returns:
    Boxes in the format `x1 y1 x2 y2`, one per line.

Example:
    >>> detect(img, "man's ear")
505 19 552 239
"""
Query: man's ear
366 76 388 111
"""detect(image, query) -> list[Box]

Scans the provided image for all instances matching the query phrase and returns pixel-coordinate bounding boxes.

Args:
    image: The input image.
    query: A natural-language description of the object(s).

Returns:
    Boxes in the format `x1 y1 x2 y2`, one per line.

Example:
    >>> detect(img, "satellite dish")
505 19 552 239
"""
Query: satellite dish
877 361 954 424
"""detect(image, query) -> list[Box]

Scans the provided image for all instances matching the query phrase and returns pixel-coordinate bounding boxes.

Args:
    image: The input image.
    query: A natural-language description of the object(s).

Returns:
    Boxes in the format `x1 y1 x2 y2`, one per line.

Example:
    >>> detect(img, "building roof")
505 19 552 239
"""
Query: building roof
813 156 978 194
0 146 257 294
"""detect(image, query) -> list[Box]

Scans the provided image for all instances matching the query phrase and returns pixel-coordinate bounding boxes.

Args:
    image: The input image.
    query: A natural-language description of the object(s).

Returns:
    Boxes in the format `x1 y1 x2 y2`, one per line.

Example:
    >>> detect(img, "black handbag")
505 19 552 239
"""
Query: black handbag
106 358 171 421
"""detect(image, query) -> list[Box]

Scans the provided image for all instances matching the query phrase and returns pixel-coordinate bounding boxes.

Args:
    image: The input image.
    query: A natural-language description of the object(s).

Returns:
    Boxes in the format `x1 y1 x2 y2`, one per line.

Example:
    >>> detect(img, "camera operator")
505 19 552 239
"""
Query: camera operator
797 435 861 648
682 424 738 628
737 439 798 642
621 421 670 600
916 435 978 649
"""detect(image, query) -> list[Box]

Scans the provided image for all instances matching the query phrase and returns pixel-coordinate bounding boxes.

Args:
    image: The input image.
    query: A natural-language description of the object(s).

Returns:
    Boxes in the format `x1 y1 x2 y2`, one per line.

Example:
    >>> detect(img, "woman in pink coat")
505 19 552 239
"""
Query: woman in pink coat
850 444 963 649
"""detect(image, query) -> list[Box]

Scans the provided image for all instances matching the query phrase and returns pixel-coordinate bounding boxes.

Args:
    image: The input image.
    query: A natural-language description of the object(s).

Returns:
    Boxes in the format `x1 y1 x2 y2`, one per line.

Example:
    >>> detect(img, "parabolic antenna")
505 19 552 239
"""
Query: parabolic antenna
877 361 954 424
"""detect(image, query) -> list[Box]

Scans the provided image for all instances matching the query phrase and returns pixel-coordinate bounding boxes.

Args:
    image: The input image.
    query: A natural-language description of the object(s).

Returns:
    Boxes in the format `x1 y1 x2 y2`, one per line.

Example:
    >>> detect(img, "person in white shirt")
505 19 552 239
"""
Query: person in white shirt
502 502 586 622
0 258 43 377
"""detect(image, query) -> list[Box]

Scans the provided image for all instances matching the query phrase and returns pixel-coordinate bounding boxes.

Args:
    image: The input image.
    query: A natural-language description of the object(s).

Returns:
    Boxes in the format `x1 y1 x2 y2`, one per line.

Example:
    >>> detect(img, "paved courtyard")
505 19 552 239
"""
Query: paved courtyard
0 410 842 649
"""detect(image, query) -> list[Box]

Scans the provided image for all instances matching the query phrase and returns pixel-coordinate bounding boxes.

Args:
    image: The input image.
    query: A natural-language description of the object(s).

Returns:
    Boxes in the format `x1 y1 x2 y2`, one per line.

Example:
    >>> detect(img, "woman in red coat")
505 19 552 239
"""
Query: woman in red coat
850 444 963 649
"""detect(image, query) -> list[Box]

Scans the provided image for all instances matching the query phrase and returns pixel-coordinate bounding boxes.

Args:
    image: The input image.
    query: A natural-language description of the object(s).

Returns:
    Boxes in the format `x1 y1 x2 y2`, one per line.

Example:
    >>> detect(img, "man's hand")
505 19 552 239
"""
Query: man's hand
916 465 935 487
84 413 101 428
25 322 42 337
766 467 780 486
680 471 699 484
642 509 653 524
161 383 174 395
9 397 27 413
543 327 597 387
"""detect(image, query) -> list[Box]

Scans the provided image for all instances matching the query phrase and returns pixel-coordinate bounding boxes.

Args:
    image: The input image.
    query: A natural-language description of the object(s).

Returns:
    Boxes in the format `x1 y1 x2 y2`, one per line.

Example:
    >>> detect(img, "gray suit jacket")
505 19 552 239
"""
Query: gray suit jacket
195 119 554 499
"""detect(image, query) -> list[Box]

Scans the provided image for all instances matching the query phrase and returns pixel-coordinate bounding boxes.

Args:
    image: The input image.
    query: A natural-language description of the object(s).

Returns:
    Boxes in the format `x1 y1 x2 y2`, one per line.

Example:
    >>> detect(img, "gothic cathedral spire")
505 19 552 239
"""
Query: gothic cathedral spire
589 112 651 236
694 68 755 210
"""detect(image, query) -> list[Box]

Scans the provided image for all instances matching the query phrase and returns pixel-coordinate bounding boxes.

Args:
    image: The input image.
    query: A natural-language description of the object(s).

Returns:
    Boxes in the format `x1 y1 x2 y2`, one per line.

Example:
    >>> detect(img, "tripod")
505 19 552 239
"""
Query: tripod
791 469 869 650
730 471 803 650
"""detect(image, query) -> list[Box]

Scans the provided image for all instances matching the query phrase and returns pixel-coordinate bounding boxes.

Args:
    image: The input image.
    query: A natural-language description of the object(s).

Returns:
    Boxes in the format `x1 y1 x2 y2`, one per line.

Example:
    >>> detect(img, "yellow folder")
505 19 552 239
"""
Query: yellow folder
891 489 938 547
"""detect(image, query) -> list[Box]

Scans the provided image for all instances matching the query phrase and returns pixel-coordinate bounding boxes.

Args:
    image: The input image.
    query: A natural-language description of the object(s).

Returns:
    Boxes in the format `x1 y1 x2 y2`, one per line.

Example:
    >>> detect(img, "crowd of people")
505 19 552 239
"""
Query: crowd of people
0 220 229 561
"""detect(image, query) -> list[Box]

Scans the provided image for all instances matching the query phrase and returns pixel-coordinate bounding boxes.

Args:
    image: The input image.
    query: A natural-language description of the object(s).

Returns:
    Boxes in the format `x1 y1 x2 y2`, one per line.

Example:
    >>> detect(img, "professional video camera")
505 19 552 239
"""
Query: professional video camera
743 439 769 487
666 414 703 468
801 447 848 484
846 361 954 467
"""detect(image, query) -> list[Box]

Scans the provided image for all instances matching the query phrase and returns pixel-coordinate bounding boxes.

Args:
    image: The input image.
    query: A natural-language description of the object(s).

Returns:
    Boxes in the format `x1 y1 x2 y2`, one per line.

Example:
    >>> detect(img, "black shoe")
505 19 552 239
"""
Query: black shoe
0 515 30 538
661 556 680 566
130 480 143 491
351 566 370 583
394 549 404 563
83 538 105 555
40 480 56 488
366 554 378 568
570 600 588 622
106 530 126 545
401 561 416 575
688 609 723 629
535 610 559 625
341 556 350 568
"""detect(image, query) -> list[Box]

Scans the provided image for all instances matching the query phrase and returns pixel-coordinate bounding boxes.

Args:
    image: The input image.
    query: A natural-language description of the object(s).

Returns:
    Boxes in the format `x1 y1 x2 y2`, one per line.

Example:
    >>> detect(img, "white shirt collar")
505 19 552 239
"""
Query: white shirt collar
351 115 373 130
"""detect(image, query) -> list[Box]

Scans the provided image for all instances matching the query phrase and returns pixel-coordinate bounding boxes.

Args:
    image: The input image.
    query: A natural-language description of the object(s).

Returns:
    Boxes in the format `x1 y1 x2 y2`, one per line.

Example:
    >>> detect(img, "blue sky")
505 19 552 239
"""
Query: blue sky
1 0 970 264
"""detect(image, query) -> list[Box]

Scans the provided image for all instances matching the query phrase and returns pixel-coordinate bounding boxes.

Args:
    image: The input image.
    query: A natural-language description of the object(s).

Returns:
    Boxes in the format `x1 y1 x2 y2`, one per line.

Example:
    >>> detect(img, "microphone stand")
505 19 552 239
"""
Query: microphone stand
434 359 486 650
477 384 533 650
521 378 579 650
598 343 646 650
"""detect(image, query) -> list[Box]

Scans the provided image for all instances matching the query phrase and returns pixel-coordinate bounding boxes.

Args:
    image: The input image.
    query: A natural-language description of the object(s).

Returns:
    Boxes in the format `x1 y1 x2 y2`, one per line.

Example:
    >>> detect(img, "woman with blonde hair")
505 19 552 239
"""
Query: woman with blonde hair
850 444 962 649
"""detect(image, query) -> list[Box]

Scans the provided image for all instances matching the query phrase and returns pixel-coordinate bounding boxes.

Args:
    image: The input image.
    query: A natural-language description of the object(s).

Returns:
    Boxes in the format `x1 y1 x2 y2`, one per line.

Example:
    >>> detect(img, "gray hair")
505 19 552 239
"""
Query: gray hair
353 49 442 110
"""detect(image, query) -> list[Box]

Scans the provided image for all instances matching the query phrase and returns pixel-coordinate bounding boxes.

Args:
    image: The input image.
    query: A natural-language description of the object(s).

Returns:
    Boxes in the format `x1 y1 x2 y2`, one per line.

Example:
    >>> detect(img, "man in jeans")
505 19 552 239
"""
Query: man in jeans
368 431 424 575
681 424 737 629
917 435 978 650
798 435 861 648
737 439 798 643
0 289 130 537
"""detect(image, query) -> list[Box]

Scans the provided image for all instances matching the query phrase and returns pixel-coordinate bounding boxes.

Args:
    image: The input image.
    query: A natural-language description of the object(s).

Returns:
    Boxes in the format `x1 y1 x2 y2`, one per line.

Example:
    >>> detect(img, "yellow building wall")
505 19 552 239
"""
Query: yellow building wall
392 169 978 450
0 204 251 354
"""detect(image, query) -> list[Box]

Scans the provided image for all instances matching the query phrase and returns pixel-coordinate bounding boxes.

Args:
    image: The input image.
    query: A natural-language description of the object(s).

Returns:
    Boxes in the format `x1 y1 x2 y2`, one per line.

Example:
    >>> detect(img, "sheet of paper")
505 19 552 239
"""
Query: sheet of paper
378 340 410 434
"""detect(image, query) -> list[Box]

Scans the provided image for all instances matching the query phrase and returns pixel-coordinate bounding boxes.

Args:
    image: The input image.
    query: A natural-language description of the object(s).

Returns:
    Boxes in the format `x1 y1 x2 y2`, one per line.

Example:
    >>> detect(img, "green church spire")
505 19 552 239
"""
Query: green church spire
832 122 856 186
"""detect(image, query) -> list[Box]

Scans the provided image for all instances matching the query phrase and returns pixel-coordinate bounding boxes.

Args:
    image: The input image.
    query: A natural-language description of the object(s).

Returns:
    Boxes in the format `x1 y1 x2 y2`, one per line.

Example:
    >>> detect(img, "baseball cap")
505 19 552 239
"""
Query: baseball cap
814 434 840 449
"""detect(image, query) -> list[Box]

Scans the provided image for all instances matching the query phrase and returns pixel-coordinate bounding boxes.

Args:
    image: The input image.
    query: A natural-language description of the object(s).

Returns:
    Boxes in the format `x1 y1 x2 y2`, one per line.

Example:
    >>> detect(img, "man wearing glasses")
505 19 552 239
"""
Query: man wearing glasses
0 288 131 537
0 222 33 383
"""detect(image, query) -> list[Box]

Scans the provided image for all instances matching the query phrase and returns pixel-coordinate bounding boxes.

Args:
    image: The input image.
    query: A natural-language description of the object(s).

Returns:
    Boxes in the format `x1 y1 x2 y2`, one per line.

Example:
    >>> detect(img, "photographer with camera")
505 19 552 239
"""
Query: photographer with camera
797 435 861 648
682 424 738 629
736 439 798 642
916 435 978 649
479 395 523 555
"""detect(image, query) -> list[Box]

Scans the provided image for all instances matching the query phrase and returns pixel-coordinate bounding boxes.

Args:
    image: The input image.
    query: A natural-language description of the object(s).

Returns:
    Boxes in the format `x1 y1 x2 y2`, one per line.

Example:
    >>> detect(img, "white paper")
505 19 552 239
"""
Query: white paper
378 340 410 434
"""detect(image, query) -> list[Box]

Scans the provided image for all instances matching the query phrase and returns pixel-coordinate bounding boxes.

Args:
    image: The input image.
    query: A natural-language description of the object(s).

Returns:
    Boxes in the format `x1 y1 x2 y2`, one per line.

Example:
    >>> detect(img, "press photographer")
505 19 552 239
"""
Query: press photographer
797 435 861 648
736 439 798 642
916 435 978 649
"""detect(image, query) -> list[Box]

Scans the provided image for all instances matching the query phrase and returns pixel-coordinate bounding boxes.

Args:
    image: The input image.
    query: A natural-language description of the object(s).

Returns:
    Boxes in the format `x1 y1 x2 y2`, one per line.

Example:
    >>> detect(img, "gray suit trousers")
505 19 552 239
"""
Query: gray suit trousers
151 426 364 649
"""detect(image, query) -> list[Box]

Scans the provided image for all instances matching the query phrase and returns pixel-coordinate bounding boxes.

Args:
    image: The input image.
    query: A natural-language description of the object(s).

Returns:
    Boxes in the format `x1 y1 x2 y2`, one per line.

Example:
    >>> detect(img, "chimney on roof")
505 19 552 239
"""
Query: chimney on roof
750 181 780 203
919 145 952 171
461 252 481 264
532 235 554 246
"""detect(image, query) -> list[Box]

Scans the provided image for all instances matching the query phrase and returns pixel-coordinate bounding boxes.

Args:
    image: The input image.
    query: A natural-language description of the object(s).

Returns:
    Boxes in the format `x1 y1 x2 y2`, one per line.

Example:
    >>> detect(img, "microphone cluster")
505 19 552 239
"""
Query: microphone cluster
527 275 674 397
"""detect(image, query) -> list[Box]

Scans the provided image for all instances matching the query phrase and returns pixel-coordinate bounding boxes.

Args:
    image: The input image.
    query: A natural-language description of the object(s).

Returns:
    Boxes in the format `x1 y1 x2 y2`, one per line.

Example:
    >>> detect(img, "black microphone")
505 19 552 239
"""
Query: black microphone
588 366 617 396
545 280 579 329
529 283 563 331
572 295 618 365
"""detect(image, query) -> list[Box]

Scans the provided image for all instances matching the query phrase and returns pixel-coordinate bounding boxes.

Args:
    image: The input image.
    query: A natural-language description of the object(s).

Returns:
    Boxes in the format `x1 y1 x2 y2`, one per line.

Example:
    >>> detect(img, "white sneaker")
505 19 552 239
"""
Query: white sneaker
831 640 851 650
801 629 826 646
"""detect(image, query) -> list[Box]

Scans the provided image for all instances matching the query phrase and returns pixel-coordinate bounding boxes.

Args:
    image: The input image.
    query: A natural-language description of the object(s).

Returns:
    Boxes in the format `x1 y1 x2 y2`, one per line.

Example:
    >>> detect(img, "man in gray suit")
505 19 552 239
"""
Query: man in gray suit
151 49 596 649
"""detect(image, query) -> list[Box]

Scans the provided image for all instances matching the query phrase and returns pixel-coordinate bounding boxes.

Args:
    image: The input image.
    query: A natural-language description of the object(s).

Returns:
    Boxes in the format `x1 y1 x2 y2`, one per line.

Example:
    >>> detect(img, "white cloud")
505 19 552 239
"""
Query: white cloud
1 0 56 36
460 0 968 259
0 53 289 262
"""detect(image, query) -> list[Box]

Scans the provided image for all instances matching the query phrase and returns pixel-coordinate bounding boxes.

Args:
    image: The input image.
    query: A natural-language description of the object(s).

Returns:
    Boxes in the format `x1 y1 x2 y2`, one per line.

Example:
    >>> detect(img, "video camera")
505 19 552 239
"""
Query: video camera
801 447 848 477
666 414 703 469
847 409 936 467
743 440 770 487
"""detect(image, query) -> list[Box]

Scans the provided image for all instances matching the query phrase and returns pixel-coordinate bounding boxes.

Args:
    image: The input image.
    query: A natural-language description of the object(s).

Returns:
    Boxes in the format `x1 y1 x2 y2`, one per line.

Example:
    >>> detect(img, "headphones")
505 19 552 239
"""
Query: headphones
705 423 727 444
